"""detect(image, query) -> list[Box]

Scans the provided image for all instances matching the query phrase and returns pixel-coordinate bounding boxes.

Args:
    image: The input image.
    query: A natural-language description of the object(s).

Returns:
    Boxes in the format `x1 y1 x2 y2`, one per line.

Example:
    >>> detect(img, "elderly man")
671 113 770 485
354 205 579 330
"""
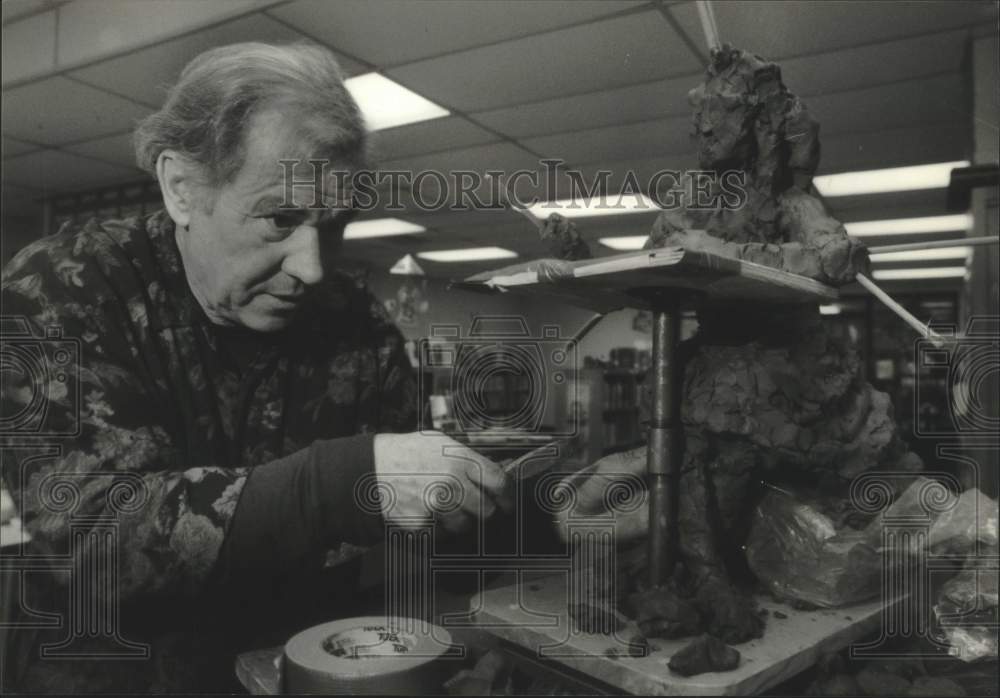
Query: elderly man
1 42 520 693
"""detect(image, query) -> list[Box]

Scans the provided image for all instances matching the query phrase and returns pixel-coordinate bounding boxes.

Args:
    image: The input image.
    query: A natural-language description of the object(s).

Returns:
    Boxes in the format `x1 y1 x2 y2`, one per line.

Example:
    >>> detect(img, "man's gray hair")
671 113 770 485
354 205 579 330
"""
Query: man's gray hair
134 41 368 188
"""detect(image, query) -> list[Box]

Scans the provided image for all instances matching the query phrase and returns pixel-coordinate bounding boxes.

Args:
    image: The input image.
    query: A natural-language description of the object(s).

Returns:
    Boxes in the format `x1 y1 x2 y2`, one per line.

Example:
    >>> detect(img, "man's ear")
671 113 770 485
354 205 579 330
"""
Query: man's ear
156 151 201 228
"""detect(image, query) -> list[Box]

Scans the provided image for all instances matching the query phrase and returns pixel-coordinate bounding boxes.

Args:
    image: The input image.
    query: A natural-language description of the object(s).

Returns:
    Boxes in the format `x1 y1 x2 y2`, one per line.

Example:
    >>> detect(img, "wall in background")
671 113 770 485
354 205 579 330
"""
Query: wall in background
0 210 43 265
364 267 596 343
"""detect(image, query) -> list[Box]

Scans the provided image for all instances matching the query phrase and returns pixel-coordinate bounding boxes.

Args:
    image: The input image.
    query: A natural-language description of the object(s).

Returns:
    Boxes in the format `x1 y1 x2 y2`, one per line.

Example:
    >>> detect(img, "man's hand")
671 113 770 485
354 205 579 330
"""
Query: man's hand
373 431 512 534
553 446 648 543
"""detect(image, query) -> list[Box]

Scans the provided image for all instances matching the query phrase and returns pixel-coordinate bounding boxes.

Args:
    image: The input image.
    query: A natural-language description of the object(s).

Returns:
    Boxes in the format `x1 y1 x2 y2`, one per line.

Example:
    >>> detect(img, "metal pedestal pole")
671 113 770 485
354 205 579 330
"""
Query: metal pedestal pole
647 302 682 588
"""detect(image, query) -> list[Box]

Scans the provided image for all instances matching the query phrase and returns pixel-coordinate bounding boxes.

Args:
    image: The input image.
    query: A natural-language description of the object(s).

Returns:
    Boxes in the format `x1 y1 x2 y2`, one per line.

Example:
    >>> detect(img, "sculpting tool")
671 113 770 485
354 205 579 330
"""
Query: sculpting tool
856 273 951 348
867 235 998 255
500 437 579 482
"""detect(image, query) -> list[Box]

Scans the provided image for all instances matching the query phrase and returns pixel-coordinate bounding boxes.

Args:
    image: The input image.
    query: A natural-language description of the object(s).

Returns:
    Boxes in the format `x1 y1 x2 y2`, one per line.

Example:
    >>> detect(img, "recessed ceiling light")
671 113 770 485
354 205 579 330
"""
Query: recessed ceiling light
819 304 842 315
344 218 425 240
598 235 649 251
345 73 449 131
845 214 973 237
871 266 967 281
870 246 972 263
527 194 658 219
417 247 518 263
814 161 970 197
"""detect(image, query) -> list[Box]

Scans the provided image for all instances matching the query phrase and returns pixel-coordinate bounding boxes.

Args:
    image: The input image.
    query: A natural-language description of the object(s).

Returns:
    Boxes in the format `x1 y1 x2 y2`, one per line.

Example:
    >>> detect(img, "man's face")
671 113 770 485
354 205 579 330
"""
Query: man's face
179 110 356 332
689 82 754 169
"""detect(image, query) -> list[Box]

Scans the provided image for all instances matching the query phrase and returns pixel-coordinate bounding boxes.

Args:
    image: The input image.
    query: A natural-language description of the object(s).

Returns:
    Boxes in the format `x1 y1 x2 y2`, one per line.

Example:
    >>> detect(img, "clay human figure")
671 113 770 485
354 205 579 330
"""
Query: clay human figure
575 46 923 644
646 45 866 286
539 212 592 261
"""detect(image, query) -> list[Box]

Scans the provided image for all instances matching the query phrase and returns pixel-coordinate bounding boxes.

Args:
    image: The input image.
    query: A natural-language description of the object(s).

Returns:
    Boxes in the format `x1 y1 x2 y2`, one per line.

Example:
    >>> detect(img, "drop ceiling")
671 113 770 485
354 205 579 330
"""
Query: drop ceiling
2 0 997 281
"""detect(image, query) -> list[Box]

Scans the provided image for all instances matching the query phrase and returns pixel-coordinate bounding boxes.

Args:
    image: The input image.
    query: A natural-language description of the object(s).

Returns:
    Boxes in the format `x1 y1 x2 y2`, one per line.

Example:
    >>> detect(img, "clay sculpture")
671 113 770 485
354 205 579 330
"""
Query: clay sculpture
577 45 923 645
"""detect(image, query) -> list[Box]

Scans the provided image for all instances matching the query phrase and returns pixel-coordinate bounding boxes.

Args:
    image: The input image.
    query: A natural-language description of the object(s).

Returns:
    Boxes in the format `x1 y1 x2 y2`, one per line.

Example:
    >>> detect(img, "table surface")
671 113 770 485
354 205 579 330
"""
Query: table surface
469 573 900 696
236 572 898 696
458 247 839 313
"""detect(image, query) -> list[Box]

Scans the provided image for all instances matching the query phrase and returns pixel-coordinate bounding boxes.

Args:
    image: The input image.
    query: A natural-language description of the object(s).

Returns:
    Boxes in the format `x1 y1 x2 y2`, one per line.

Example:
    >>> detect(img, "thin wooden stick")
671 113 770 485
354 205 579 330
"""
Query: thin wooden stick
867 236 998 255
695 1 721 51
487 172 544 232
508 202 544 232
856 273 950 347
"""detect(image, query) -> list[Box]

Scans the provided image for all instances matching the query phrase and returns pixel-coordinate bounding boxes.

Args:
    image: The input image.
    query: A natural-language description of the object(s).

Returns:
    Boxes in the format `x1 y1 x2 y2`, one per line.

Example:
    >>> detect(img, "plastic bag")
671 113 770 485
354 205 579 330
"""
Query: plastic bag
933 565 999 662
747 479 999 610
746 487 881 608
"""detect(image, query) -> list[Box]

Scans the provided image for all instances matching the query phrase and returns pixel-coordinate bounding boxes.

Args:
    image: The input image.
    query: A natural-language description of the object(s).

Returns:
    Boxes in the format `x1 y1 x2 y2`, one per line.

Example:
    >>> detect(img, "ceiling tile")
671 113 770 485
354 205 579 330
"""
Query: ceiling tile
807 74 968 136
1 10 56 86
370 116 498 162
472 73 699 139
1 0 66 25
825 189 952 223
3 149 143 194
2 136 40 158
68 13 359 108
417 220 530 243
382 141 539 177
571 213 660 238
367 142 540 218
62 132 137 168
56 0 280 69
781 30 969 98
386 10 703 112
522 116 693 167
712 0 995 60
572 152 699 194
269 0 645 67
2 76 150 145
394 207 513 232
818 124 970 173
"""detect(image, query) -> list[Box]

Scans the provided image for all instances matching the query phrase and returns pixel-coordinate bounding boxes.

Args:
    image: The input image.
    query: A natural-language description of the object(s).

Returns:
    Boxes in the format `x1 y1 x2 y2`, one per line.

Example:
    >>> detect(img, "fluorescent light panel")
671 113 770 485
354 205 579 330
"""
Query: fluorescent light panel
599 235 648 251
528 194 658 219
345 73 449 131
814 161 969 197
344 218 425 240
819 304 842 315
418 247 518 263
871 267 967 281
870 246 972 263
845 214 973 237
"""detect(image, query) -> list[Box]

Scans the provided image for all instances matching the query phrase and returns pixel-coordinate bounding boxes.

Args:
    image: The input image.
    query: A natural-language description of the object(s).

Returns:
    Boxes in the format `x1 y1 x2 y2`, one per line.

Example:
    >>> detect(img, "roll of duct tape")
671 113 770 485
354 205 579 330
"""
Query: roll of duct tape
283 617 454 695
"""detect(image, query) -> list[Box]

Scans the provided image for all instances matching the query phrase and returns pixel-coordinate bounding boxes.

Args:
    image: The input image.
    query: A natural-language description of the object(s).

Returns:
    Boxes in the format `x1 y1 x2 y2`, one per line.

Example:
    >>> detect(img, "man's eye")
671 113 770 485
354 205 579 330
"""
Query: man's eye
259 211 307 236
268 212 304 229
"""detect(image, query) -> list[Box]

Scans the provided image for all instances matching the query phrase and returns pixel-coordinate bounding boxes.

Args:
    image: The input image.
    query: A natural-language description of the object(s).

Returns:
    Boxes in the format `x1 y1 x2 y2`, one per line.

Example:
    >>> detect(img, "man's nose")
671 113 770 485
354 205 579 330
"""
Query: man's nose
282 224 324 286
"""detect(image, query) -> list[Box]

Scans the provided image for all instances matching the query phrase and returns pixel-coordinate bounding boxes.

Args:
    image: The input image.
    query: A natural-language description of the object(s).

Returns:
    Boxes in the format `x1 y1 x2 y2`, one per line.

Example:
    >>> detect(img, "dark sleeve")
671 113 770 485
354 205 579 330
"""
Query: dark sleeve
1 232 387 606
215 433 384 578
2 234 256 603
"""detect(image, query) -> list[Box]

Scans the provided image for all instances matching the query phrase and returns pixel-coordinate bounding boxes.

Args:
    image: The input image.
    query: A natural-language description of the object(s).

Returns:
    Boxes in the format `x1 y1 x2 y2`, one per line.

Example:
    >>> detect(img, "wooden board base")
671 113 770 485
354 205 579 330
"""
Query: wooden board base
457 248 839 312
466 573 899 696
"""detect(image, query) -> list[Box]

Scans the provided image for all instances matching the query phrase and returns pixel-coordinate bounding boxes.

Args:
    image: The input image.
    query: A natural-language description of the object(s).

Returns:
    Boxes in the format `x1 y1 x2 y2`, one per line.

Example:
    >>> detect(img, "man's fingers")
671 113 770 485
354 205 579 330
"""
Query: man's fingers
462 456 513 513
456 478 496 520
560 447 647 515
613 506 648 543
592 447 647 475
440 508 473 535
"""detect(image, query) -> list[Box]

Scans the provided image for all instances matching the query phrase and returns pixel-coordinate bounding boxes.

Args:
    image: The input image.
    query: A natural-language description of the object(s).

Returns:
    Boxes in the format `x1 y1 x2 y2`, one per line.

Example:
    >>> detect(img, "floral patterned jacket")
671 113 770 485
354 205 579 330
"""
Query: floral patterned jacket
1 209 417 692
